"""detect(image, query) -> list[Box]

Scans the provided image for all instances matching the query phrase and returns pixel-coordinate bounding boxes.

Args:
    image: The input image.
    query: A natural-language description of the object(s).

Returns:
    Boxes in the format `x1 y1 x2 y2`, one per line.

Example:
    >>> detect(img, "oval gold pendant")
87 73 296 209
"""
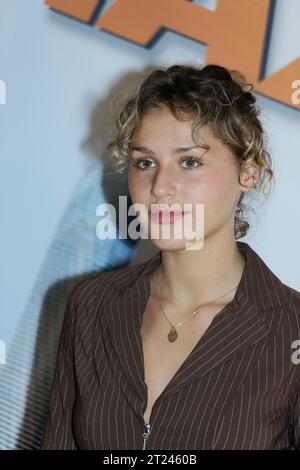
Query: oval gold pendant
168 327 178 342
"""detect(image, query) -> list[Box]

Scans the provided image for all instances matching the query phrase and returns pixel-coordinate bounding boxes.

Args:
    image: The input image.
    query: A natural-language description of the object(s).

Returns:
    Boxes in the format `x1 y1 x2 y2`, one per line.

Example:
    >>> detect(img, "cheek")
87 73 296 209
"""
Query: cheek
184 164 238 211
205 161 238 195
128 170 149 201
182 171 225 201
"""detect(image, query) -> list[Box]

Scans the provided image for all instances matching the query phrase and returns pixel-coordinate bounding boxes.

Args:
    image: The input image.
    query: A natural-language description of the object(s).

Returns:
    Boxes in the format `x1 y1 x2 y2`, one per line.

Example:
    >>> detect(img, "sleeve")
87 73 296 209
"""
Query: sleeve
40 284 79 449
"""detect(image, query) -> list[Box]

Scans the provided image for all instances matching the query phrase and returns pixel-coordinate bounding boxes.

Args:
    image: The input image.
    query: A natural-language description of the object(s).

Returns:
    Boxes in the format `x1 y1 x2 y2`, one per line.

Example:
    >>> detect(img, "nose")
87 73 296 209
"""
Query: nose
151 165 176 199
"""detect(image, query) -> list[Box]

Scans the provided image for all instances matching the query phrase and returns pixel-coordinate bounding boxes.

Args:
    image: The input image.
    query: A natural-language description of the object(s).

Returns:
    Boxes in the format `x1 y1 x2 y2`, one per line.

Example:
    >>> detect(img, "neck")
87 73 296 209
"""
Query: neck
150 232 245 311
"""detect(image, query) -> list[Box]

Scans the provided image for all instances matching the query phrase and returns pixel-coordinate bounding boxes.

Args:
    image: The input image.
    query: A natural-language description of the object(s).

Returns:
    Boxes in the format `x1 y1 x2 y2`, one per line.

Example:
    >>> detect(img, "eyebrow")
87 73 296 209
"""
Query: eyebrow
130 144 209 155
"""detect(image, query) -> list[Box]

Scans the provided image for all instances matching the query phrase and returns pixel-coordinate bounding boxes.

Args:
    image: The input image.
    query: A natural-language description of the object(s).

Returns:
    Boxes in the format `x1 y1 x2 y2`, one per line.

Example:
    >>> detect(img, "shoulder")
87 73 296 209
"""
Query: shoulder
281 284 300 384
278 281 300 313
62 257 155 336
286 284 300 305
242 241 300 325
68 255 154 313
266 280 300 336
284 283 300 319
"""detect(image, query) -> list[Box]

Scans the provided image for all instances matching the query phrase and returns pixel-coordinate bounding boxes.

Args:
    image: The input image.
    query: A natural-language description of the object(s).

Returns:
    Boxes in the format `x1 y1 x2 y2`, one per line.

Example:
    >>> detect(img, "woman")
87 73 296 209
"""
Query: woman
41 64 300 450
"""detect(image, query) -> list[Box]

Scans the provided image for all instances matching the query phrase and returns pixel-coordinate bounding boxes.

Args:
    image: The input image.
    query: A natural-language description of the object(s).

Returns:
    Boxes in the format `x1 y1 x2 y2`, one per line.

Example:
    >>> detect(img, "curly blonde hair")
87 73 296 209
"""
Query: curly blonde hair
107 63 274 239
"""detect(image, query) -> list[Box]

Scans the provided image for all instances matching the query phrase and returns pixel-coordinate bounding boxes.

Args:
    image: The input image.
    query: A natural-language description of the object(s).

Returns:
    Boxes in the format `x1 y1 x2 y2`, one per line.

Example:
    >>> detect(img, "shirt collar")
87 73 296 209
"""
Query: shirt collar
107 241 290 312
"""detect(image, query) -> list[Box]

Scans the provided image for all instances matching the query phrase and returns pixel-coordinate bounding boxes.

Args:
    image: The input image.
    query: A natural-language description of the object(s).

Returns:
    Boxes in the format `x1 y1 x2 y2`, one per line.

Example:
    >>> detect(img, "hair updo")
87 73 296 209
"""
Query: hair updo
107 63 274 239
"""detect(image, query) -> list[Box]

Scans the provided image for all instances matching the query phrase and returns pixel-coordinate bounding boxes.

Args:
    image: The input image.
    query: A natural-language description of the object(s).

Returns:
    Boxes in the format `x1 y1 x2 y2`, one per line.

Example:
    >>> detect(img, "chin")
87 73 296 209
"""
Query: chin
149 235 204 252
139 214 205 251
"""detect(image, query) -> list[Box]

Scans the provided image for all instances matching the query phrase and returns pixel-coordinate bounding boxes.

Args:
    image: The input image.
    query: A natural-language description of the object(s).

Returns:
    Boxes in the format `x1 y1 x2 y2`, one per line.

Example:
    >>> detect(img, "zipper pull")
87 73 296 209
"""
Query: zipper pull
143 422 151 450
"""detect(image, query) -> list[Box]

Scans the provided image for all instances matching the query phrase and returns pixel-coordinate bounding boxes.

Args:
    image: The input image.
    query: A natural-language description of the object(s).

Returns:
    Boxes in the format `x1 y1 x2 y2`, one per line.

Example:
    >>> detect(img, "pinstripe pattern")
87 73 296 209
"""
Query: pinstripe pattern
41 241 300 450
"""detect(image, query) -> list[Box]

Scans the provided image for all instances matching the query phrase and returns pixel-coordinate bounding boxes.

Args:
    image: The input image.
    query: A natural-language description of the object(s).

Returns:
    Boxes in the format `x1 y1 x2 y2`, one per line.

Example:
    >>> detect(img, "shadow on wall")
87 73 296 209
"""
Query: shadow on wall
12 66 159 450
81 65 161 265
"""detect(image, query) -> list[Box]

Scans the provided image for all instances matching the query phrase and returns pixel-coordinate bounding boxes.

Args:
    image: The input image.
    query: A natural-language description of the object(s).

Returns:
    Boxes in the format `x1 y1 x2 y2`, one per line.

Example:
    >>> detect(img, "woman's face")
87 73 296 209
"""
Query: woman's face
127 107 248 251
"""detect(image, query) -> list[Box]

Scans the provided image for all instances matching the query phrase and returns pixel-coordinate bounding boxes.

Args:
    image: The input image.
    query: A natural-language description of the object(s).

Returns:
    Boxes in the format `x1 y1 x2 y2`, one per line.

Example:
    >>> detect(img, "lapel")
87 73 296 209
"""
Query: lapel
103 241 290 403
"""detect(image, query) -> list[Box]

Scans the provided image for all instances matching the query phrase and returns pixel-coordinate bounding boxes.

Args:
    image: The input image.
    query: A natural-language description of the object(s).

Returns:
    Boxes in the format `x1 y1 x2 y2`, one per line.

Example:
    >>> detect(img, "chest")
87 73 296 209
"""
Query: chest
140 296 224 422
74 300 295 449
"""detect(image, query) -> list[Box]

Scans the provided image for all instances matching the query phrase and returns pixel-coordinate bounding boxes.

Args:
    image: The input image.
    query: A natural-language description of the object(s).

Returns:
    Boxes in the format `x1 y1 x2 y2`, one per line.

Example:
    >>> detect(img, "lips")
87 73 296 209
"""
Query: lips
151 209 184 215
149 204 185 215
149 206 186 224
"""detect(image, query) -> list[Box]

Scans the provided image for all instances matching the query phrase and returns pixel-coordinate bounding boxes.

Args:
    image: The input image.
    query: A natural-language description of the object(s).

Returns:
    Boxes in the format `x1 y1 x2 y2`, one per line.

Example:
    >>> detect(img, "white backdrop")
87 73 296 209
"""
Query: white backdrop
0 0 299 352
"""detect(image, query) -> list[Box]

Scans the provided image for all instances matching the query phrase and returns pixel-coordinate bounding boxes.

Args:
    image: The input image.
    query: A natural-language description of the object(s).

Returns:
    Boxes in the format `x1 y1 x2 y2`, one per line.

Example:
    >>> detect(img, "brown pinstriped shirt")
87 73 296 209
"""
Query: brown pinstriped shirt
41 241 300 450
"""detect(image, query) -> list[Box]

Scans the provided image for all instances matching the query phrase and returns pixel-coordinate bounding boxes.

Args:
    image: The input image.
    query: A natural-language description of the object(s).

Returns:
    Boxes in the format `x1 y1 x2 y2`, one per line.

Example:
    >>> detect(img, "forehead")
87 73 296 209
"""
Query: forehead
132 108 214 145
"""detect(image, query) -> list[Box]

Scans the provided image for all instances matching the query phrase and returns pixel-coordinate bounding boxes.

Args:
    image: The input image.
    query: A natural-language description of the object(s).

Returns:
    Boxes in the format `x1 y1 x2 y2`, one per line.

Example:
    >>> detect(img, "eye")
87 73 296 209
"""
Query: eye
129 156 204 171
180 156 204 171
129 158 156 171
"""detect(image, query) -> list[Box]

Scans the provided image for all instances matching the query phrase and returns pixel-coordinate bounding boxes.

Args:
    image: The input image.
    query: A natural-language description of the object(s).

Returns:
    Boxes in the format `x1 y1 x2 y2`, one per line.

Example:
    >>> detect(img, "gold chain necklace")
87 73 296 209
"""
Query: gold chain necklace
157 284 239 343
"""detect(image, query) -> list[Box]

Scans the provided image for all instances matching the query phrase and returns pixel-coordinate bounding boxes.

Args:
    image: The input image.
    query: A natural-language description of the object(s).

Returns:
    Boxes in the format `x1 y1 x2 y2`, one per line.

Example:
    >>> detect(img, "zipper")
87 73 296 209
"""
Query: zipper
142 421 151 450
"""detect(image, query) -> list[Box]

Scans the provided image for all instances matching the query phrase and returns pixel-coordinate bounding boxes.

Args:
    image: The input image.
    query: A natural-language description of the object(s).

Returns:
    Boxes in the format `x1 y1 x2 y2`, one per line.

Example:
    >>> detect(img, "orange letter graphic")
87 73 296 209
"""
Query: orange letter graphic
96 0 300 110
44 0 99 22
45 0 299 110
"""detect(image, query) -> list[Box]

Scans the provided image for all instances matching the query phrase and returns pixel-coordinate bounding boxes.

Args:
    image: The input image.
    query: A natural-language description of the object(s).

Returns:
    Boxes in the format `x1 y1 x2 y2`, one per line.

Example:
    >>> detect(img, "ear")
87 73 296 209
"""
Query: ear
239 163 260 193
